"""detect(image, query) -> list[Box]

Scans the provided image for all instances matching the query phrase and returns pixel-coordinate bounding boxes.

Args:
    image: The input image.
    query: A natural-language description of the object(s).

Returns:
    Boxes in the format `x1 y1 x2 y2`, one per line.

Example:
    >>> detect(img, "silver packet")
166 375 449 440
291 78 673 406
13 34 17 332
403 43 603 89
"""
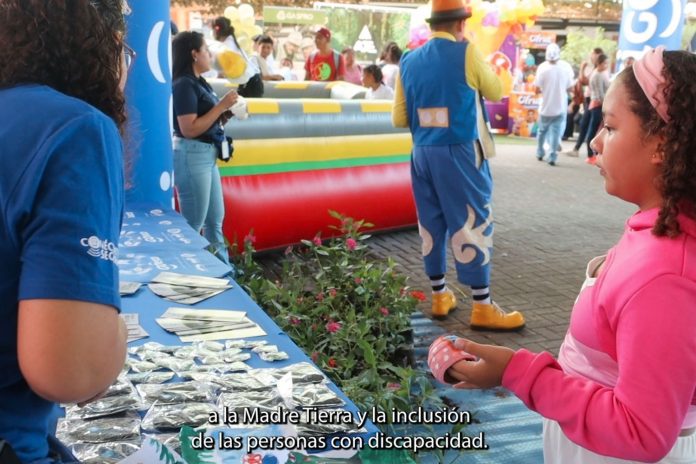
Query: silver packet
127 371 175 385
271 363 327 384
293 384 344 408
141 401 217 432
136 381 217 407
222 352 251 363
217 391 284 415
126 358 158 373
102 375 137 398
70 440 141 463
259 351 289 362
65 394 141 420
56 412 141 444
252 344 278 354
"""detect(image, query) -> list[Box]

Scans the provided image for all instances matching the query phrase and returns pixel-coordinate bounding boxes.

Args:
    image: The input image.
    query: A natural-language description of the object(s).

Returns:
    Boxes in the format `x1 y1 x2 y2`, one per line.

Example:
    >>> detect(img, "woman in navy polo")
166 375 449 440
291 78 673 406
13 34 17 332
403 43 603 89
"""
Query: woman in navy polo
0 1 130 461
171 31 238 265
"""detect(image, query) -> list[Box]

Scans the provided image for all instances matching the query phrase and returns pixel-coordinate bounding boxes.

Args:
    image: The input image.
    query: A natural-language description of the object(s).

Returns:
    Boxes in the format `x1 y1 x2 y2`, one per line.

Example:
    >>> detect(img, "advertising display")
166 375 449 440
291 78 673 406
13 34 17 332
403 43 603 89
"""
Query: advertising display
618 0 688 63
508 91 541 138
124 0 173 207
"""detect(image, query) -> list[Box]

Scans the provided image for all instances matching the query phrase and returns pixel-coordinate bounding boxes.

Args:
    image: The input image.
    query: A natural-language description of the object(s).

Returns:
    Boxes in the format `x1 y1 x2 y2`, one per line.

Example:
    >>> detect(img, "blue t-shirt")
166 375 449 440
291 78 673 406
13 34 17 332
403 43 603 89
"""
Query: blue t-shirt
0 85 124 462
172 74 225 144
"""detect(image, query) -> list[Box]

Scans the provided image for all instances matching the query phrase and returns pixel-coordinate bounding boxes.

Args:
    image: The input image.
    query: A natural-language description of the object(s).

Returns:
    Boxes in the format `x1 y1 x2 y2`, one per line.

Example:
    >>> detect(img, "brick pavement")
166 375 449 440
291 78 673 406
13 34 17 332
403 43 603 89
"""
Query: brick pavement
366 140 635 356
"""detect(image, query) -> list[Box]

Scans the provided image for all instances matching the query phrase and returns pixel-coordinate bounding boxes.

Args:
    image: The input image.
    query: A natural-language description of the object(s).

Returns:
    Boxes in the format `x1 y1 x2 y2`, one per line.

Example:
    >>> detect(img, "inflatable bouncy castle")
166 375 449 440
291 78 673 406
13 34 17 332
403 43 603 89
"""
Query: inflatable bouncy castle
209 80 415 252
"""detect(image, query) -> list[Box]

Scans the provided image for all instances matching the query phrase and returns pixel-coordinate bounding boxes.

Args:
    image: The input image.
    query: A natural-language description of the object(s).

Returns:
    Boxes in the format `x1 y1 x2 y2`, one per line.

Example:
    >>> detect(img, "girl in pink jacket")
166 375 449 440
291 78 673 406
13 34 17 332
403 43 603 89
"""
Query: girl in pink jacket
429 48 696 463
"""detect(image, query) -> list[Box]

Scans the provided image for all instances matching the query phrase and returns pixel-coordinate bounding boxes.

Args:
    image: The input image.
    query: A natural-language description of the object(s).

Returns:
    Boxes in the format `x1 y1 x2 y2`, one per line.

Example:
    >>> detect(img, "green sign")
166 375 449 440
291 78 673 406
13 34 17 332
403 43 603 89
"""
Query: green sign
264 7 328 25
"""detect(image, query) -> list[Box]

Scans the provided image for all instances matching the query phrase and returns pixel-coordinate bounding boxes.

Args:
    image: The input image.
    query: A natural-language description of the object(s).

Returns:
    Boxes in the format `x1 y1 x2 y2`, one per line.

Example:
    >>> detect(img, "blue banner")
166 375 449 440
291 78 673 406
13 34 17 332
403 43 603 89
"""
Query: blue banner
124 1 173 207
618 0 687 64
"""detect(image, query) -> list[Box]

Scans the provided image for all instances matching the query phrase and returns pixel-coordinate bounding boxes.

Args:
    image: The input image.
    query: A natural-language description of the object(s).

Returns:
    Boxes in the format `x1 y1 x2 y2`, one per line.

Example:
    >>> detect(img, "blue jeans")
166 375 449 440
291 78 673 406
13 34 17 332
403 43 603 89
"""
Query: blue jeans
173 138 230 265
536 114 566 163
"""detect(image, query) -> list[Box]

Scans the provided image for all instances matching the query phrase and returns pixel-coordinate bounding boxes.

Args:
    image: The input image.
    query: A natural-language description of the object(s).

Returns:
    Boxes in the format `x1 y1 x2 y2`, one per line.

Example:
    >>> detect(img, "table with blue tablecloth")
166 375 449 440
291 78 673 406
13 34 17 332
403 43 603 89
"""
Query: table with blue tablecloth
56 204 379 462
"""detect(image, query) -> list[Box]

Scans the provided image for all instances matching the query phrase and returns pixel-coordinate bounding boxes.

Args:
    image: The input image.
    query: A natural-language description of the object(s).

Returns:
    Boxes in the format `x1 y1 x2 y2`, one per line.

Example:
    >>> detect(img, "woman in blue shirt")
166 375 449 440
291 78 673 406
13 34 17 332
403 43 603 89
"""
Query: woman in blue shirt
172 31 238 266
0 1 129 462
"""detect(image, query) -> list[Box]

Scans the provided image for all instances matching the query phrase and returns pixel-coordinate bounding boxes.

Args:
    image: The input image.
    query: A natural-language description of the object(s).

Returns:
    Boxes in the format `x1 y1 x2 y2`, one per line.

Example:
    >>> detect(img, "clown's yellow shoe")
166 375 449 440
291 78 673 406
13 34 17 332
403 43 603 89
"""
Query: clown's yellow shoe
470 301 525 331
431 290 457 319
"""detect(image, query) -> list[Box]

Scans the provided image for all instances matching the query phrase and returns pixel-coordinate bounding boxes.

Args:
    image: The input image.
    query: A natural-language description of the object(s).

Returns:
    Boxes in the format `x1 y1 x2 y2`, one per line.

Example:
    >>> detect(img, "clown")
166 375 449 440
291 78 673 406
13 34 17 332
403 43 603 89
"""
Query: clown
392 0 525 330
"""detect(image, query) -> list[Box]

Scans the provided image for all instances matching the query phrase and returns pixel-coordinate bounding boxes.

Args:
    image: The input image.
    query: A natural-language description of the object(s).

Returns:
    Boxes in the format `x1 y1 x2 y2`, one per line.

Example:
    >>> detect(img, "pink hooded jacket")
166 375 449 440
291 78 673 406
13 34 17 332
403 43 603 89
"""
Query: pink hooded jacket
503 209 696 462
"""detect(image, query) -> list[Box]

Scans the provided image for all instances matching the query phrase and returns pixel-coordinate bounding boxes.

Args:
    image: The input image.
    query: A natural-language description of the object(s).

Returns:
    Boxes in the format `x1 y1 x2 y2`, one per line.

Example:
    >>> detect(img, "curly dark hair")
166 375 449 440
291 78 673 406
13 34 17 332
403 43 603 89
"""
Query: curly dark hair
0 0 127 132
617 50 696 237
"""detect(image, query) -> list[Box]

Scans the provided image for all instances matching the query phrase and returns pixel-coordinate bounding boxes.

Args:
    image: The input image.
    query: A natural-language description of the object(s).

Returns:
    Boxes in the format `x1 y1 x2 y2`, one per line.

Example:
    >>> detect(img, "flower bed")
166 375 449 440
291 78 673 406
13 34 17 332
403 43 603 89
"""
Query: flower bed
231 212 442 424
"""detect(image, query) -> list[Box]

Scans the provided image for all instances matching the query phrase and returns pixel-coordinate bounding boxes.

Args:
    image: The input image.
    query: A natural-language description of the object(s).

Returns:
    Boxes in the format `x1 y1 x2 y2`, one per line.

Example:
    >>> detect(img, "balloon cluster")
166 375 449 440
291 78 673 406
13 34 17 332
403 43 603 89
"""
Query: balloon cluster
408 0 545 56
224 4 263 54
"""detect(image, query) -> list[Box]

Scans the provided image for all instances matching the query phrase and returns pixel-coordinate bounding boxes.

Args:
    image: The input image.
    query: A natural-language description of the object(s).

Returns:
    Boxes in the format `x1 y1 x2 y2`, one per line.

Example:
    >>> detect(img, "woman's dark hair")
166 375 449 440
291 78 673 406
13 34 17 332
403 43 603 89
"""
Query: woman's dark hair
380 42 402 64
172 31 206 80
387 43 403 63
596 54 608 66
363 64 384 84
617 50 696 236
213 16 242 51
0 0 127 131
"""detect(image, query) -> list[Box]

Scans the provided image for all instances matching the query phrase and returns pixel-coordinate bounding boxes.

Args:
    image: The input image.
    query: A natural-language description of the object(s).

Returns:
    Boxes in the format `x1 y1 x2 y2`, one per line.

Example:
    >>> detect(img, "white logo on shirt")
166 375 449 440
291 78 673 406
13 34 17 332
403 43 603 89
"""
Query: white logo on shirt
80 235 118 262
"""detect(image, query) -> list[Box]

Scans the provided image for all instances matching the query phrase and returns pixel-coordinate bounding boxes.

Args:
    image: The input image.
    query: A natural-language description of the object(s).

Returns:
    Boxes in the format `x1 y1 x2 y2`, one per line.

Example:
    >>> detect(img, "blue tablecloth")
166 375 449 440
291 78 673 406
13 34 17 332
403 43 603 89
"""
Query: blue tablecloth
118 204 230 282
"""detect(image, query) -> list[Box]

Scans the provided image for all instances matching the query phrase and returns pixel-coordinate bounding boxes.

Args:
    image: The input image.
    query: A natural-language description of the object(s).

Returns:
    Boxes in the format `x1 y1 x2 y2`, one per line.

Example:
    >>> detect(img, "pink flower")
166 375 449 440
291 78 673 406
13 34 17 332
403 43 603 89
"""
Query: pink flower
289 316 301 326
380 307 390 316
316 292 325 302
410 290 427 302
313 235 322 246
244 233 256 244
346 238 357 250
328 288 337 298
328 357 337 368
284 246 293 255
387 382 401 391
326 321 342 333
354 277 363 285
311 352 319 362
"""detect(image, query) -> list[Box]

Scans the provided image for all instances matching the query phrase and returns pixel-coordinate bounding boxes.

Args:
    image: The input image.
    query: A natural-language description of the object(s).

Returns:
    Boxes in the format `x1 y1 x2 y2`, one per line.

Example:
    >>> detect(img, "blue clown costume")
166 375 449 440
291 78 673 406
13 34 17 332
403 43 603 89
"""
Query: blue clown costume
392 3 525 331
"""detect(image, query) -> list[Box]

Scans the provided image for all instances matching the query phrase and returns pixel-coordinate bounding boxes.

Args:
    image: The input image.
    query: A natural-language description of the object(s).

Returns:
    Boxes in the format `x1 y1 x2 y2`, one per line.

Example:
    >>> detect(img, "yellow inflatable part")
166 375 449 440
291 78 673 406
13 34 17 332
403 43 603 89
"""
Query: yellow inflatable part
218 50 247 79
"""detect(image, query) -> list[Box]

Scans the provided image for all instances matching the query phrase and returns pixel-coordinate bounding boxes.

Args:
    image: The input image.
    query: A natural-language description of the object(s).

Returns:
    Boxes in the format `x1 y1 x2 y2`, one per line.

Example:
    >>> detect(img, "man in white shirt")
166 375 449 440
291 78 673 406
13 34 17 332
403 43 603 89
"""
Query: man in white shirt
533 43 574 166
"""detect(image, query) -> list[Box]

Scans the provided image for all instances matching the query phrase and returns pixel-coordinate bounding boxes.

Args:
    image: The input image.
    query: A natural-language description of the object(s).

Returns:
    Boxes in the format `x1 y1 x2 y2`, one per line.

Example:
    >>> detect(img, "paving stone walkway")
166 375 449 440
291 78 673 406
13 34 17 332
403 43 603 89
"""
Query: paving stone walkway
366 140 635 357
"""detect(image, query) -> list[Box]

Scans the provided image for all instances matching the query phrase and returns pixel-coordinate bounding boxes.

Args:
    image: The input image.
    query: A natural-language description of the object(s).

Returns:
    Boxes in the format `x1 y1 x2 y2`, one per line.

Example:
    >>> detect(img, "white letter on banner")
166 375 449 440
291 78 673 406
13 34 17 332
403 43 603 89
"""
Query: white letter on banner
660 0 682 38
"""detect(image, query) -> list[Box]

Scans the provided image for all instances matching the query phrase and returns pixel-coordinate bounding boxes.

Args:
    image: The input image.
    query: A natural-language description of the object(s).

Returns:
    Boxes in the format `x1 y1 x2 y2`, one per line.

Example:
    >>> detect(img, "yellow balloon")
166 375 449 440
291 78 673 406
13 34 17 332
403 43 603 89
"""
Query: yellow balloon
252 25 263 37
241 15 255 28
224 6 239 23
218 50 247 79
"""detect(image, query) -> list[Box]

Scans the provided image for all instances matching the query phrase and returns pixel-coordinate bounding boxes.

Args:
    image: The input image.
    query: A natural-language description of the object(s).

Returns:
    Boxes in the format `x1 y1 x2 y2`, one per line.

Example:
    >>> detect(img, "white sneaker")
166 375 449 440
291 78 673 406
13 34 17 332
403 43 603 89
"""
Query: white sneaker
564 149 579 157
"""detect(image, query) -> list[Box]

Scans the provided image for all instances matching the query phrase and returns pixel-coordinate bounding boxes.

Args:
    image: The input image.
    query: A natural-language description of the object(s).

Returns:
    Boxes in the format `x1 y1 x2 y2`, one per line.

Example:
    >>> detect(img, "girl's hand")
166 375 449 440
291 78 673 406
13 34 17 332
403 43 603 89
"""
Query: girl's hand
447 339 515 389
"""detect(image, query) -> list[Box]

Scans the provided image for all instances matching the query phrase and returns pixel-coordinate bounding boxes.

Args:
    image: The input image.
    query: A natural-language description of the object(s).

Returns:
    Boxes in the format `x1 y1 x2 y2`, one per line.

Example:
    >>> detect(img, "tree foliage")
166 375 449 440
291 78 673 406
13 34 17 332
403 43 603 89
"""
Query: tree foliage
561 28 618 68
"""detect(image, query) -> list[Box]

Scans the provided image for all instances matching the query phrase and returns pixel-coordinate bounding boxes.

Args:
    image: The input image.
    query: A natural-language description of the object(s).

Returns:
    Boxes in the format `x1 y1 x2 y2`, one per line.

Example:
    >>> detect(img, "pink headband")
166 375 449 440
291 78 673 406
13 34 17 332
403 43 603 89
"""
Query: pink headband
632 46 669 123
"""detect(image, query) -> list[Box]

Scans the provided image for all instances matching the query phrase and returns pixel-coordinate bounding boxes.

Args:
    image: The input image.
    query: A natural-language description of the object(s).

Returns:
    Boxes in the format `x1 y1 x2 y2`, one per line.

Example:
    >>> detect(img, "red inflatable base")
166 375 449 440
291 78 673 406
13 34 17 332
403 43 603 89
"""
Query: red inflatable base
221 163 417 252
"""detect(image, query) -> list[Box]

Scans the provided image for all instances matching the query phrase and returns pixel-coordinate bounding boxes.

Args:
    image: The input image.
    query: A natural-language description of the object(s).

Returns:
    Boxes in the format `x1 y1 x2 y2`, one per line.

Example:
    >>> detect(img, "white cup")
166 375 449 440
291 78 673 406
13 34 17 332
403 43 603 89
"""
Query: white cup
231 96 248 120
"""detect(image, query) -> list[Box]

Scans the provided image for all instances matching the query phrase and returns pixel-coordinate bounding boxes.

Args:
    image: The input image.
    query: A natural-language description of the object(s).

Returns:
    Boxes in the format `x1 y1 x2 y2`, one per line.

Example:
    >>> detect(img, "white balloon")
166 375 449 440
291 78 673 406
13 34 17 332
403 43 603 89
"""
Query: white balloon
238 4 254 20
224 6 239 22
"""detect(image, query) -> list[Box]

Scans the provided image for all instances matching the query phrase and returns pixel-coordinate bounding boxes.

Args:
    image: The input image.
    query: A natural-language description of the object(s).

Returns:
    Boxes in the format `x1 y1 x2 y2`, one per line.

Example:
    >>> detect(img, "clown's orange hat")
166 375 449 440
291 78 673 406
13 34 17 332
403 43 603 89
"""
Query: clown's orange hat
426 0 472 24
